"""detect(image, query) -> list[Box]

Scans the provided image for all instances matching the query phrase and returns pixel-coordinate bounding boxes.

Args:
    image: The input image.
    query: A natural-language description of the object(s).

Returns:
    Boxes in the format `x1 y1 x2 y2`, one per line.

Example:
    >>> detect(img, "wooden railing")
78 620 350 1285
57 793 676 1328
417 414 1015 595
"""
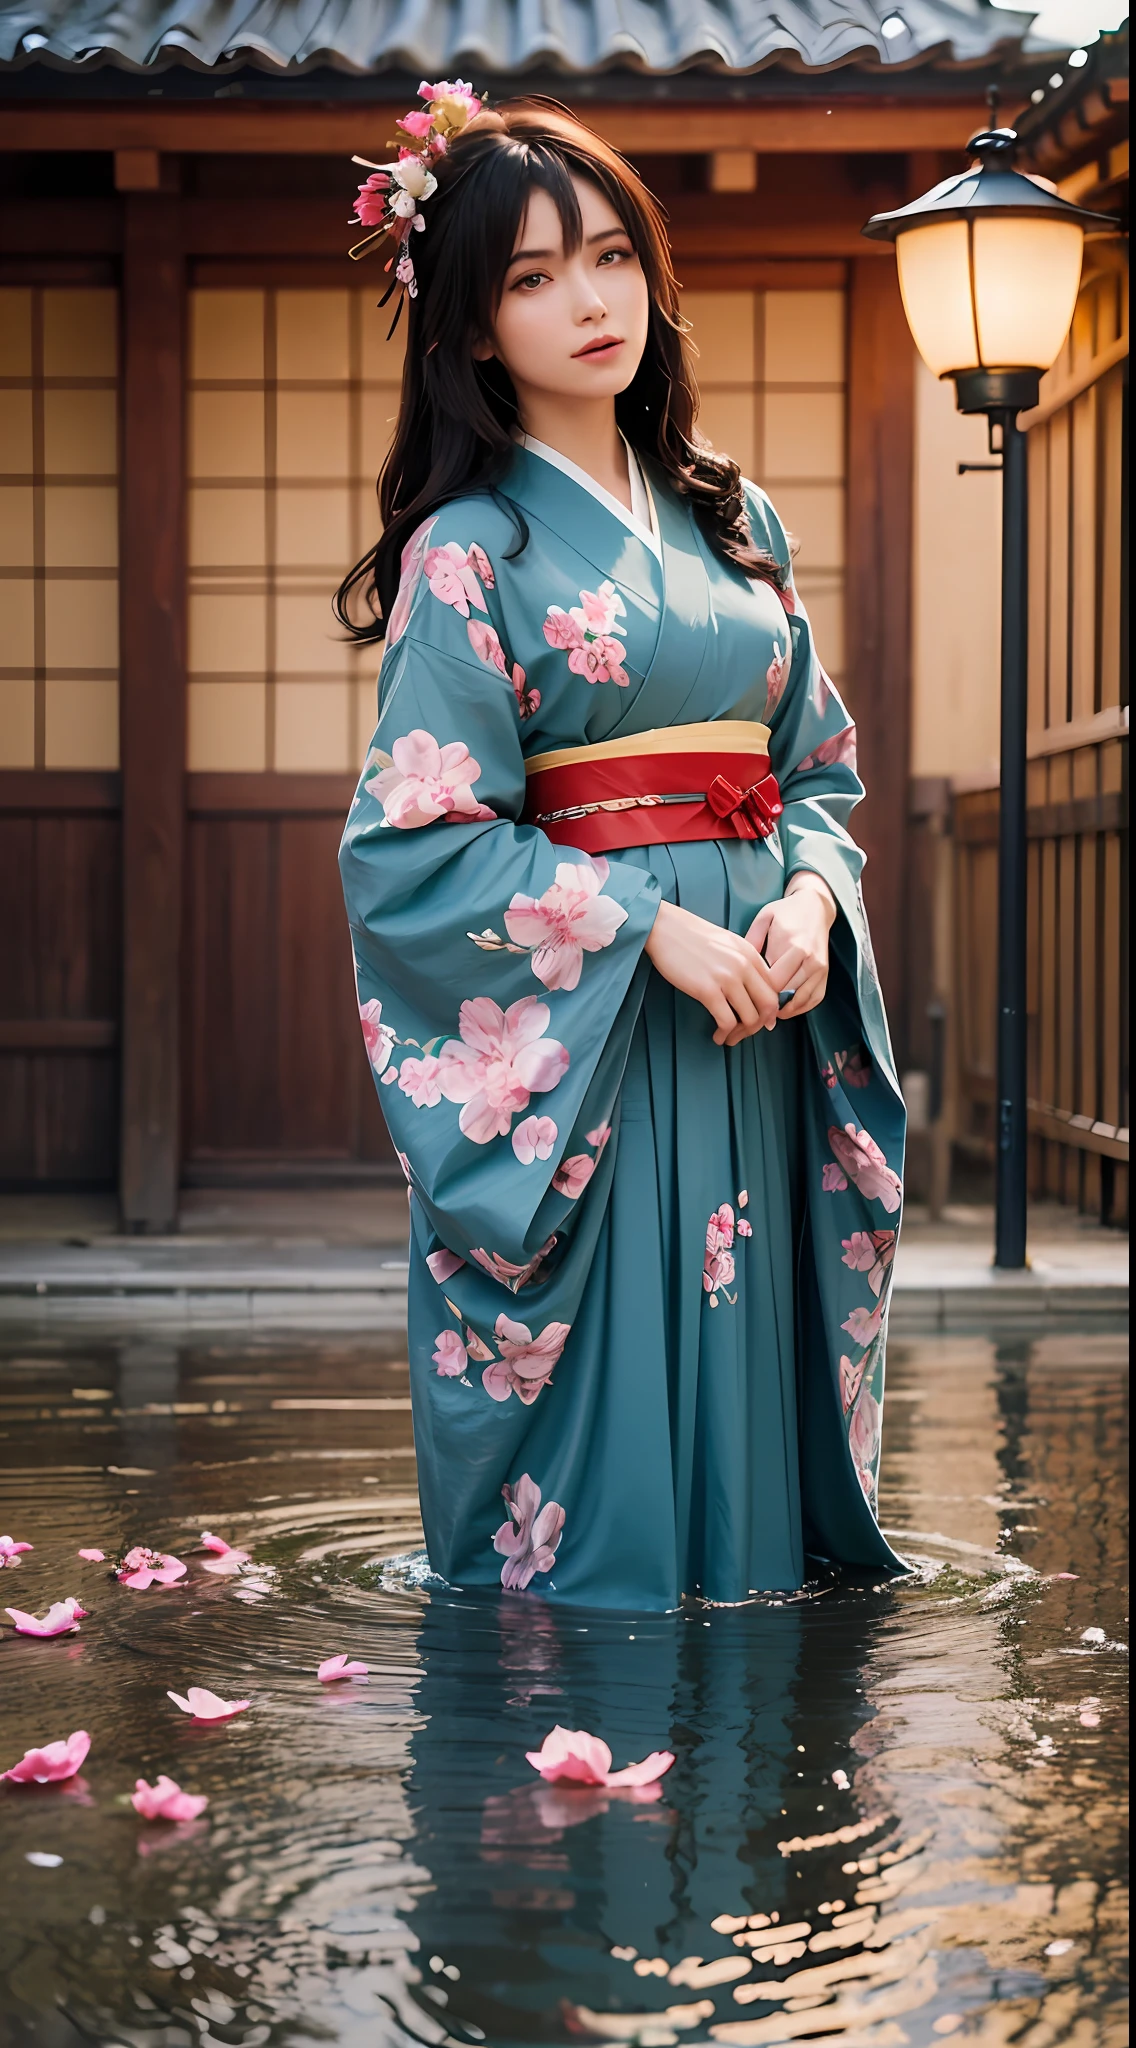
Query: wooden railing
951 255 1129 1225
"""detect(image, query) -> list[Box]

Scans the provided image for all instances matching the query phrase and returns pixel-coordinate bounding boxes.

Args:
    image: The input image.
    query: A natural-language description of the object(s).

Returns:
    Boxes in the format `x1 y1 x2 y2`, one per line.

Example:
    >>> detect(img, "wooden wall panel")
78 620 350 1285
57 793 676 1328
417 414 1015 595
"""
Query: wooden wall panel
0 792 120 1185
183 793 395 1177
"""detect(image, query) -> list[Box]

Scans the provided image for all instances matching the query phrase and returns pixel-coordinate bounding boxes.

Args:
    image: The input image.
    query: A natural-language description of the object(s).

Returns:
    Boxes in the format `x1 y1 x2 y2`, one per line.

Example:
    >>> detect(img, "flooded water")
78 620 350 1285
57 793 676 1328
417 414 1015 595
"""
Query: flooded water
0 1326 1127 2048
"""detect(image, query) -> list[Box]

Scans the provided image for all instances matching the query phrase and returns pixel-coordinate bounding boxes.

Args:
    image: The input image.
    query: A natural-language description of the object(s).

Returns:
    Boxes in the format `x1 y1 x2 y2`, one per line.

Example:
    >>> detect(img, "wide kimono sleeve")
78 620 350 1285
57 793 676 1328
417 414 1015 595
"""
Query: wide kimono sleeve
339 497 662 1287
745 483 908 1569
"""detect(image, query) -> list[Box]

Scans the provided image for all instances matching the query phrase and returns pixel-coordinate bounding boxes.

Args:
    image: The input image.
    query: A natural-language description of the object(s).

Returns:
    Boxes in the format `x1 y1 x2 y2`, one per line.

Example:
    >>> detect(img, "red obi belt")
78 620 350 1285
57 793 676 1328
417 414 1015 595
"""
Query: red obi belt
522 721 783 855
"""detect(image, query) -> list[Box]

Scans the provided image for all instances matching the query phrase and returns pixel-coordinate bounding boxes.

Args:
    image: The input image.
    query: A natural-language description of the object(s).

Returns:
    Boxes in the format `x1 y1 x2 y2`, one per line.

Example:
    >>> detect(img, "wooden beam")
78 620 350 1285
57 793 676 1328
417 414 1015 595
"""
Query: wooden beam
118 194 186 1233
0 770 120 811
187 771 358 814
0 98 992 158
843 255 915 1030
0 196 898 262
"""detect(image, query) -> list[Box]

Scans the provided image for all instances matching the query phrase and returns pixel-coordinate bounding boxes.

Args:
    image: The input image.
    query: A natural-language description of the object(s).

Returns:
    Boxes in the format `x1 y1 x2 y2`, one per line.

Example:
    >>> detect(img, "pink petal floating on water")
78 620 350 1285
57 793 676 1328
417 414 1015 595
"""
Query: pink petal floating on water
166 1687 250 1722
2 1730 90 1784
0 1535 33 1565
5 1598 87 1637
199 1532 252 1574
317 1654 370 1683
117 1546 187 1590
77 1548 105 1563
525 1725 674 1789
131 1774 209 1822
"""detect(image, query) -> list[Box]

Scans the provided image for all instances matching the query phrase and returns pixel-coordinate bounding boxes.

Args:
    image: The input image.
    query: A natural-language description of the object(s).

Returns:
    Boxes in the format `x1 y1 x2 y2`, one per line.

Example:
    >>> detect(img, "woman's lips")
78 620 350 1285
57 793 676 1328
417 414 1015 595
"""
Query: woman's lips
573 336 623 359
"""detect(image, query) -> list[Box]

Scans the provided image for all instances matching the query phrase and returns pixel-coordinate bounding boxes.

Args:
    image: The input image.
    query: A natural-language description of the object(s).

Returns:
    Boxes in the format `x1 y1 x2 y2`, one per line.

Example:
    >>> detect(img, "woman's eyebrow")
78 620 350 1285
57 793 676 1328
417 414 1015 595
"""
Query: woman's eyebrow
506 227 629 266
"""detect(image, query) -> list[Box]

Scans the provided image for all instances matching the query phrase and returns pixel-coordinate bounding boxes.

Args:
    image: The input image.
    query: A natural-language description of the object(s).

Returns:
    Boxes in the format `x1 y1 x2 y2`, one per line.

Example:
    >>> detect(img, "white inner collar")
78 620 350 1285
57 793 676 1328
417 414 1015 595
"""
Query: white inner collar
517 430 661 560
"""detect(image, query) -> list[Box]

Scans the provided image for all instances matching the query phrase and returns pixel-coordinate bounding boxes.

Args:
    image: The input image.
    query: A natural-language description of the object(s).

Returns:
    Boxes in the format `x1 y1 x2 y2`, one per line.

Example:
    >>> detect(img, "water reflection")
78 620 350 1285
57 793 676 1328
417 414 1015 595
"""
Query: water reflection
0 1328 1127 2048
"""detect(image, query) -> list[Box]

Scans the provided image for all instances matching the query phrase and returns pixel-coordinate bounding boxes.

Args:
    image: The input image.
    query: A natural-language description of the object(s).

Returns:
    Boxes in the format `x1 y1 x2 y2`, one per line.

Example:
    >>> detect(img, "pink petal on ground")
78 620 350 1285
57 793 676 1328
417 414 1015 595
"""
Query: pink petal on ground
317 1654 370 1683
3 1730 90 1783
131 1774 209 1822
0 1536 33 1563
199 1532 236 1554
5 1598 87 1637
166 1687 250 1721
201 1554 250 1576
77 1548 105 1563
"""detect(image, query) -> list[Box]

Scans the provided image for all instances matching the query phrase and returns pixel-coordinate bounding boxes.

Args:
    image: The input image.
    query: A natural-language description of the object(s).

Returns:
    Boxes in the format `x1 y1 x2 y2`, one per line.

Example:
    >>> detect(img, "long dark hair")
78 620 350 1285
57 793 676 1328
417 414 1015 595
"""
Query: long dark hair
334 99 783 641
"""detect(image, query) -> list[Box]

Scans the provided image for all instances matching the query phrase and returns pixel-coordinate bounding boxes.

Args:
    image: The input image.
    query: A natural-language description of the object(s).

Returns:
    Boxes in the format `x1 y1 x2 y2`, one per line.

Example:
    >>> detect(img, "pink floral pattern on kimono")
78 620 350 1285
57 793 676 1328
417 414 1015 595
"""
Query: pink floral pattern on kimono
821 1046 872 1091
826 1125 903 1213
483 1315 570 1405
504 861 628 992
839 1354 865 1413
841 1228 896 1297
795 724 858 776
398 1053 444 1107
842 1301 884 1346
849 1390 882 1498
358 998 394 1076
552 1154 595 1199
385 515 436 647
762 638 791 720
469 1235 556 1291
704 1203 736 1294
367 729 497 830
467 619 540 719
426 1247 465 1283
432 1329 468 1376
493 1474 566 1590
543 581 629 687
424 539 494 617
438 996 569 1144
512 1114 558 1164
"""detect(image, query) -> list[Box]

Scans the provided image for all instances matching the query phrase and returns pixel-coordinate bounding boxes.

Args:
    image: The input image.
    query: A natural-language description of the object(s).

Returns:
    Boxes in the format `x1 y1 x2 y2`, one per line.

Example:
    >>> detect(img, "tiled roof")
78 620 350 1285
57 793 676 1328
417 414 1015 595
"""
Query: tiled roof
0 0 1048 77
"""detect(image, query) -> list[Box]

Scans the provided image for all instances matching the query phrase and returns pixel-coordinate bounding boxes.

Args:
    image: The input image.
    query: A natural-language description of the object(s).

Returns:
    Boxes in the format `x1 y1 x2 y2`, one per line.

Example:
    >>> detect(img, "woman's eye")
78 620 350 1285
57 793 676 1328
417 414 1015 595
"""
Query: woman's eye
515 271 547 291
598 246 632 266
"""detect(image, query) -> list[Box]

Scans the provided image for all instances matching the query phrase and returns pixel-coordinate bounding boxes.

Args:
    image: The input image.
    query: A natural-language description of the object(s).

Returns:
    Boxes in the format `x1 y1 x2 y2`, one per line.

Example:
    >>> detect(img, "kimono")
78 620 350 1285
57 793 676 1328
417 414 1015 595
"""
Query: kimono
339 441 906 1612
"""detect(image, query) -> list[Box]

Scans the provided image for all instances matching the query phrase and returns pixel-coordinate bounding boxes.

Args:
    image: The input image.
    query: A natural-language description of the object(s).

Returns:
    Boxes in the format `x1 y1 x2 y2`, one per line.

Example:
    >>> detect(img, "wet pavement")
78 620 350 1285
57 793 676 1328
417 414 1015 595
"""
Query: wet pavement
0 1324 1128 2048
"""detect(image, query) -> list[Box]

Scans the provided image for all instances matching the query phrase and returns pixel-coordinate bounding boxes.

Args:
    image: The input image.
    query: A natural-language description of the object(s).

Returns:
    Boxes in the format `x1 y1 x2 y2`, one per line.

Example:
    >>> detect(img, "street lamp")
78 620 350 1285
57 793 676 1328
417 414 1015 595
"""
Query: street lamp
863 130 1113 1269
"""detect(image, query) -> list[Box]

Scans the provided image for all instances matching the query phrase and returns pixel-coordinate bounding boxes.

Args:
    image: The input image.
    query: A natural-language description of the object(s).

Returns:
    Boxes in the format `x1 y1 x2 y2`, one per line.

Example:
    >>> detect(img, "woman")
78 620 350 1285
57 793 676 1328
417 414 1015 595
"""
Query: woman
338 89 905 1611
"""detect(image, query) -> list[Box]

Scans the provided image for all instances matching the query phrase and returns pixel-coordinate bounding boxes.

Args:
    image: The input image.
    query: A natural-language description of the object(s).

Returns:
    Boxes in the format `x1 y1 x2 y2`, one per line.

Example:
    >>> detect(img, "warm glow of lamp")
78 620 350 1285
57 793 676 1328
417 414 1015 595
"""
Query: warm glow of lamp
894 214 1086 377
862 130 1113 413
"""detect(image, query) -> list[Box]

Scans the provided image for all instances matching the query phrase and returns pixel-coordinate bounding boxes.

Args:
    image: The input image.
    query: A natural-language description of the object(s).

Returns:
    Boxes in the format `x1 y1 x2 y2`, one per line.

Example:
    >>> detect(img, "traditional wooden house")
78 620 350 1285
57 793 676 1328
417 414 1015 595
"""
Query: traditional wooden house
0 0 1112 1229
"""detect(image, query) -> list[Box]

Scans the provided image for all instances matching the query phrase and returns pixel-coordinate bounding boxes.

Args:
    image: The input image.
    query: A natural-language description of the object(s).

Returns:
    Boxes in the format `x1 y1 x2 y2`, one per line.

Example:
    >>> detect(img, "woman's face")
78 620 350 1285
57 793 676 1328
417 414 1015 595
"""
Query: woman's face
477 174 649 408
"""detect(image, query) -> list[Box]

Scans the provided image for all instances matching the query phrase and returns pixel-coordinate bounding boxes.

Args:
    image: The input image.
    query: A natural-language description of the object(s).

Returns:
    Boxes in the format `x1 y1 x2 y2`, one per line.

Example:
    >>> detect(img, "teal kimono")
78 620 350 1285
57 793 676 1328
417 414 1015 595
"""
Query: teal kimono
340 446 906 1611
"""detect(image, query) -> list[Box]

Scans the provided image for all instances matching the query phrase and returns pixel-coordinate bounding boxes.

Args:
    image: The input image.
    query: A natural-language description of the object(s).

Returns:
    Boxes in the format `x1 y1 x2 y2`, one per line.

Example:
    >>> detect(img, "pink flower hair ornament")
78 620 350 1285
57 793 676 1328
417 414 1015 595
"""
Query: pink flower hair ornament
349 82 485 329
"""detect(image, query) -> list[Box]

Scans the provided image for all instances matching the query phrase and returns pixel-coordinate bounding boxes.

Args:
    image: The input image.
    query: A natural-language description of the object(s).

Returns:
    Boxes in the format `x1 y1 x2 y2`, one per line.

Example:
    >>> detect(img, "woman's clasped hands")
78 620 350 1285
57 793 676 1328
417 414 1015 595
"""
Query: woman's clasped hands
645 872 836 1046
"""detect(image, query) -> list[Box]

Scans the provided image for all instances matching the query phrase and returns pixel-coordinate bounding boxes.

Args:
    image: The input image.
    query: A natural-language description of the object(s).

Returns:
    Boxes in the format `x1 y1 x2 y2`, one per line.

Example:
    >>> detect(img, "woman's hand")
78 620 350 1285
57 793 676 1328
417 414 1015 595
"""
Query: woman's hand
746 871 836 1020
645 900 781 1046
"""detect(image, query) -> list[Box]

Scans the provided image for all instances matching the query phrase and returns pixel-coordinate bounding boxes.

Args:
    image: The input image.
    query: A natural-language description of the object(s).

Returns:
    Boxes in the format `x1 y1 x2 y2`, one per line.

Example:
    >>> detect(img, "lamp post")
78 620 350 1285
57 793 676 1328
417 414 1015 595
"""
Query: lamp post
862 130 1113 1269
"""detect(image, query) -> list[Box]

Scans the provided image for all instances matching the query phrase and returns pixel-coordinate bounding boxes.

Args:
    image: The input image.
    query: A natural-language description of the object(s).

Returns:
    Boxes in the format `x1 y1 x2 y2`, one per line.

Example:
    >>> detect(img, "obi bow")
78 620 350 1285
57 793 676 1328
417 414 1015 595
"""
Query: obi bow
706 770 784 840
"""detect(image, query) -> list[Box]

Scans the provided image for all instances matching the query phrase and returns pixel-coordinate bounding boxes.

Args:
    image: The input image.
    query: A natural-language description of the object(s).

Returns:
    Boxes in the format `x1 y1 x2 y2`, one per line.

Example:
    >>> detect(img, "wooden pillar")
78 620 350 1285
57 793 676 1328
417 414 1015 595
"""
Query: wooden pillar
844 255 915 1040
119 195 186 1232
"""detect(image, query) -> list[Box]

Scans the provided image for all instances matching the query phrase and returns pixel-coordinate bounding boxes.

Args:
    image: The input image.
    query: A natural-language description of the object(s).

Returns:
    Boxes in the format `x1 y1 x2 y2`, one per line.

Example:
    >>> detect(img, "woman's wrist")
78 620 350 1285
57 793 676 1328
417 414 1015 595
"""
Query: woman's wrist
785 869 837 928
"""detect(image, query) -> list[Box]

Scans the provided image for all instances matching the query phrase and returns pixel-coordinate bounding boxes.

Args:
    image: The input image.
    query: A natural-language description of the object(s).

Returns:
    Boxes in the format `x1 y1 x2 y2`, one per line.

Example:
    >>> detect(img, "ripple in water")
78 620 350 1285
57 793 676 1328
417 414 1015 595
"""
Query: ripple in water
0 1327 1126 2047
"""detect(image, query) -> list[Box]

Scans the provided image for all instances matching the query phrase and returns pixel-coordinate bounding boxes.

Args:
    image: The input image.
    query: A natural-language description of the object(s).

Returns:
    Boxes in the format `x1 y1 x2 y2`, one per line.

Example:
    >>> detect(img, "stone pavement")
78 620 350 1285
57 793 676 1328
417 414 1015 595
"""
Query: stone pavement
0 1188 1126 1331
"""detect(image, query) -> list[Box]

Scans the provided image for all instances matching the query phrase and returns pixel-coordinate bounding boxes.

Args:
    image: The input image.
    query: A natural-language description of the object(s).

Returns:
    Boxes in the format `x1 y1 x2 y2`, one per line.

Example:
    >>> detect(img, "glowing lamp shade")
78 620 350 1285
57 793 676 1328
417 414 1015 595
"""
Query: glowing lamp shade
894 213 1086 378
862 131 1114 411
